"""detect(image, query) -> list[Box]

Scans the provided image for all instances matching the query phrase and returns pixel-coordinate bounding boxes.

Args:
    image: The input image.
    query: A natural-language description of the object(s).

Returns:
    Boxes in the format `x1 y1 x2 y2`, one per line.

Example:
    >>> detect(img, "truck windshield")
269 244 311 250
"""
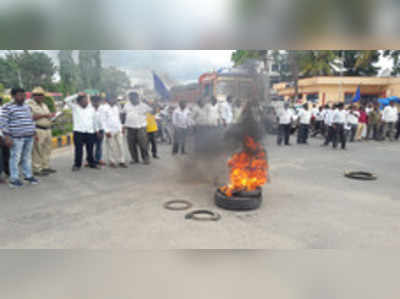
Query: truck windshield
215 80 236 97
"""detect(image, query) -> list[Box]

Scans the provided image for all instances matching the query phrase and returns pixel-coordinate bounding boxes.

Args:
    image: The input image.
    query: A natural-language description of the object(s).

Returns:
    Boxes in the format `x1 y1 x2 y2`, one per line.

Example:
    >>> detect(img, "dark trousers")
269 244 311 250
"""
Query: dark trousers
73 131 96 168
94 131 103 163
312 121 323 137
127 127 149 162
0 145 3 175
173 127 187 154
324 126 335 145
349 124 358 142
277 124 290 145
297 124 309 144
147 132 158 157
396 121 400 140
0 144 9 175
333 124 346 149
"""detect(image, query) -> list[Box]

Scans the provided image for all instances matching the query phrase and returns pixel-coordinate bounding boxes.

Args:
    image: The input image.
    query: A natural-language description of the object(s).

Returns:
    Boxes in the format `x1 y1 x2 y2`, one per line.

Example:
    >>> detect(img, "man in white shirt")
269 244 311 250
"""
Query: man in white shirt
103 98 127 168
322 104 335 146
219 95 233 127
312 106 324 137
332 103 347 149
346 105 360 142
311 104 319 131
297 104 312 144
277 103 293 146
122 91 151 165
208 97 221 127
172 100 190 155
64 93 99 171
382 101 398 141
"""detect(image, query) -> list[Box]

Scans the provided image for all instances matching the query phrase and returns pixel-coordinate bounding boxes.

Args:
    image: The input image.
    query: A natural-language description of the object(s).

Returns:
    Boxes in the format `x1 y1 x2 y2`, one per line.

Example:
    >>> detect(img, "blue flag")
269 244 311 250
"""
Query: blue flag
153 72 170 101
352 86 361 103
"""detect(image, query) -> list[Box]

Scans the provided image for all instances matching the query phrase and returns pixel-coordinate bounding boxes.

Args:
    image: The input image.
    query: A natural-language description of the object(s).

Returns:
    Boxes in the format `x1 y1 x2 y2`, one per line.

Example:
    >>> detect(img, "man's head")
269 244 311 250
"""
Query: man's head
313 104 316 108
11 87 26 105
179 100 187 110
32 86 46 103
91 96 102 108
77 94 89 108
319 106 323 111
198 97 205 108
284 102 289 110
129 92 140 106
325 104 330 109
226 95 233 104
0 97 3 106
106 97 117 106
211 96 217 106
303 103 308 110
389 100 395 107
337 103 344 110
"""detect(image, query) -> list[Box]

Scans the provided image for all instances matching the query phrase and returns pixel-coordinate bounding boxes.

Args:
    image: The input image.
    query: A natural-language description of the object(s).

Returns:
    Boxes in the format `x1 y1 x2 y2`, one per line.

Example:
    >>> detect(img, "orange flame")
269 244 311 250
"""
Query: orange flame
220 136 268 197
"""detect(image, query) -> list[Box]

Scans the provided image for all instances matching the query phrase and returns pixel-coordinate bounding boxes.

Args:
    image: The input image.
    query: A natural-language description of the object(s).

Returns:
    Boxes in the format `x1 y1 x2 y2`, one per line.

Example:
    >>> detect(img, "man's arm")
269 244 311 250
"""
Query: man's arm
63 94 79 110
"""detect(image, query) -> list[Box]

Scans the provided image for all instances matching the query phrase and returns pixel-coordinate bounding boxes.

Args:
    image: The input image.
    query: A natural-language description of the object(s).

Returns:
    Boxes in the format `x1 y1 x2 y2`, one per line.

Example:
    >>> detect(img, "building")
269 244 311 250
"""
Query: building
273 76 400 106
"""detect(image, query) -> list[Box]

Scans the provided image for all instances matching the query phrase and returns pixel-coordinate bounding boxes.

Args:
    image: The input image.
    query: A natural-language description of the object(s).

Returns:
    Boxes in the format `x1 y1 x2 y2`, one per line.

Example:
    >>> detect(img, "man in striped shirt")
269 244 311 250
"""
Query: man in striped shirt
0 88 39 188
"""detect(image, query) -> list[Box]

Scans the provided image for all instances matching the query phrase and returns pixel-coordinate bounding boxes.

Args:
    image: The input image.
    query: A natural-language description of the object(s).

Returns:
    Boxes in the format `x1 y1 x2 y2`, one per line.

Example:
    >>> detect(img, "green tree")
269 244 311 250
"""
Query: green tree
18 50 56 90
78 50 102 90
0 51 56 90
58 50 78 95
231 50 262 66
340 50 380 76
100 67 131 99
383 50 400 76
298 51 340 77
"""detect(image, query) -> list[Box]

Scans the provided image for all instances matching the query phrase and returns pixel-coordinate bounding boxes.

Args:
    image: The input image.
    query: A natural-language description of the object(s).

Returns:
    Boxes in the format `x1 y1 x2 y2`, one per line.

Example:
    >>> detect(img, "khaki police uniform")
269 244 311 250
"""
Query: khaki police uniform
28 99 53 173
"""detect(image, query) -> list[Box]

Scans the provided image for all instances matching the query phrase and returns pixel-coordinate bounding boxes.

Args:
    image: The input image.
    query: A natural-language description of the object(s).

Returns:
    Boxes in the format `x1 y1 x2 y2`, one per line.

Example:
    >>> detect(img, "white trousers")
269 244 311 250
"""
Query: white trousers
105 131 125 164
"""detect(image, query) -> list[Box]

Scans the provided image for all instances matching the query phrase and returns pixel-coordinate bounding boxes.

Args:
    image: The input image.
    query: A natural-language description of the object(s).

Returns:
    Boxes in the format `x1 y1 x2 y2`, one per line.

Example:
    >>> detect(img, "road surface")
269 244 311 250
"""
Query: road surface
1 135 400 248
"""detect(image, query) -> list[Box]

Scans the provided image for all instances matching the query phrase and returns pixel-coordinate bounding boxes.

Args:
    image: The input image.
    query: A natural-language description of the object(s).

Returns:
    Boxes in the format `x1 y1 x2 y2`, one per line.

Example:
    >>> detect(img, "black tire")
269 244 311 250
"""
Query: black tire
215 189 262 211
163 200 193 211
185 210 221 221
344 171 377 181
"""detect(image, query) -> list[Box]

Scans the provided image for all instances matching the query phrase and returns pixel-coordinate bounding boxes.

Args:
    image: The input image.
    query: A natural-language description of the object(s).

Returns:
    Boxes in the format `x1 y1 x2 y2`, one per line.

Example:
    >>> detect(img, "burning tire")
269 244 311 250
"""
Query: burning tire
215 188 262 211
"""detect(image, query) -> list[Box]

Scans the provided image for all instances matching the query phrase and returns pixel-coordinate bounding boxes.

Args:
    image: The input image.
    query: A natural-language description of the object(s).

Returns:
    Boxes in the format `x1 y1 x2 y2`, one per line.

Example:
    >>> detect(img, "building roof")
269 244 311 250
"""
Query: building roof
273 76 400 91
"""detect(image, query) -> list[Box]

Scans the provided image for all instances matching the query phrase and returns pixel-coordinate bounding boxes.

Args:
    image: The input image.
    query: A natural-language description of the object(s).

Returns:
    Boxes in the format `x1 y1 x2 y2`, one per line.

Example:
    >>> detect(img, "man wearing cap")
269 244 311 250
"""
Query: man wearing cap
27 87 57 176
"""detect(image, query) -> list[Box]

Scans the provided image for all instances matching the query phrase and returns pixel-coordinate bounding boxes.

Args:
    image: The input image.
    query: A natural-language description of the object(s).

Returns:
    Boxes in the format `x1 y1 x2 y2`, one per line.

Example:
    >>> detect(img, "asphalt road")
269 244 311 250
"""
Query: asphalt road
1 135 400 249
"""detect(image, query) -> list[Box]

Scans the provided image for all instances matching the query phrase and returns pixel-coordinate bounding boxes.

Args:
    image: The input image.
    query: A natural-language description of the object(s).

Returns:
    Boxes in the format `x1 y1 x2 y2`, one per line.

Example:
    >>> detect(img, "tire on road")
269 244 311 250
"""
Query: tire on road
344 171 377 181
215 188 262 211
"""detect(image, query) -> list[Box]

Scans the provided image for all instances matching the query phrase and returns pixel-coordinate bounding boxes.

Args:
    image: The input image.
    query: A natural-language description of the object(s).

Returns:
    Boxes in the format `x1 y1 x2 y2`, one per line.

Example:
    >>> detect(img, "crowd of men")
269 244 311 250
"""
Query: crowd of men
277 101 400 149
0 87 242 189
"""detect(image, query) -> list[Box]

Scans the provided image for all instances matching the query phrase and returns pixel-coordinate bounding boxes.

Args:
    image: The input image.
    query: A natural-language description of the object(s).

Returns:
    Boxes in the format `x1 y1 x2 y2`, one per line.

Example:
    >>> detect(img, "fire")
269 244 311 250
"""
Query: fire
220 136 268 197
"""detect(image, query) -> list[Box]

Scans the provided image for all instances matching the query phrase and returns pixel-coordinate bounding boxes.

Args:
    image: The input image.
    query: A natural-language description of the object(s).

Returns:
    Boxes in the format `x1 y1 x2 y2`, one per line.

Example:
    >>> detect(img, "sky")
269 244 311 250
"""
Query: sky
0 50 395 83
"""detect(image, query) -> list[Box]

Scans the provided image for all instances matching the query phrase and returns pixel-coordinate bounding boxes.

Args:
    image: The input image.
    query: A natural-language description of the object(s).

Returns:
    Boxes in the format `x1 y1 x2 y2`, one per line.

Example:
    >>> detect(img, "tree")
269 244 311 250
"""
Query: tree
100 67 131 99
58 50 78 95
340 50 380 76
17 51 56 90
78 50 102 90
0 51 56 91
298 51 340 77
383 50 400 76
231 50 262 66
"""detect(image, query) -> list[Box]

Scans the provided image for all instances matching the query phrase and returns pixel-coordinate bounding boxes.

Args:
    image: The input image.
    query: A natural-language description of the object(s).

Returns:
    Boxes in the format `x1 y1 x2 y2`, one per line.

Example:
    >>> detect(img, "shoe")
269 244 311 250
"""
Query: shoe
130 160 139 164
43 168 57 174
143 160 151 165
153 155 160 159
119 163 128 168
9 180 24 188
84 163 89 168
89 165 100 170
24 177 39 185
34 171 49 177
0 178 6 184
109 163 117 168
72 166 81 172
98 160 106 166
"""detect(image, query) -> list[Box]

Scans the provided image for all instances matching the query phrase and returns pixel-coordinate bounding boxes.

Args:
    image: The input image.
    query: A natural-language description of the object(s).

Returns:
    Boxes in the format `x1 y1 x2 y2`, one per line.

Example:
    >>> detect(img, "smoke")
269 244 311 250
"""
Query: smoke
178 91 268 187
